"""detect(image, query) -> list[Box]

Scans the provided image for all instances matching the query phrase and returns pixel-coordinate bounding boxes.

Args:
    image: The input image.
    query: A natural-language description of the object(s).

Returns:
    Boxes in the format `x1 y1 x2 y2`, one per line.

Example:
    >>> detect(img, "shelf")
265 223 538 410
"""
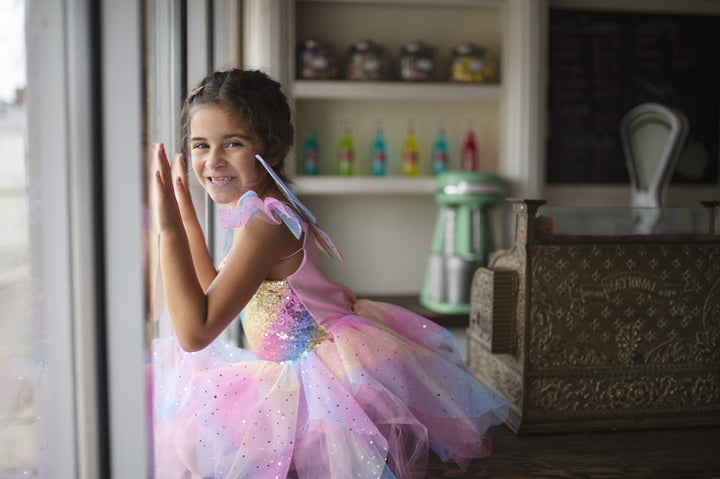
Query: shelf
293 80 502 101
297 0 502 7
294 176 437 195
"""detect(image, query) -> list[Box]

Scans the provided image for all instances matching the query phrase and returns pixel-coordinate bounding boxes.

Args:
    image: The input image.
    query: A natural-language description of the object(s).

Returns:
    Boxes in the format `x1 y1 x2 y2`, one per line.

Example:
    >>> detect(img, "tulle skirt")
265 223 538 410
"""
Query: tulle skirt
152 299 508 479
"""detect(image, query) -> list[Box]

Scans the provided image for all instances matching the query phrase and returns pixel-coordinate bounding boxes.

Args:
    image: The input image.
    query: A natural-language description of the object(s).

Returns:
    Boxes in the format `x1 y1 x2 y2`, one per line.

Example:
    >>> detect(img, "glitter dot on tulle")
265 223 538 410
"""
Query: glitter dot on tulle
243 279 332 362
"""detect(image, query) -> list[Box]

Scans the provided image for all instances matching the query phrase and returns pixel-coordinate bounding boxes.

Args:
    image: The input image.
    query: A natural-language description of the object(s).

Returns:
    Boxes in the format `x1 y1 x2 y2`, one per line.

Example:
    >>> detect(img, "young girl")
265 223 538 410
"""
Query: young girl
152 69 507 479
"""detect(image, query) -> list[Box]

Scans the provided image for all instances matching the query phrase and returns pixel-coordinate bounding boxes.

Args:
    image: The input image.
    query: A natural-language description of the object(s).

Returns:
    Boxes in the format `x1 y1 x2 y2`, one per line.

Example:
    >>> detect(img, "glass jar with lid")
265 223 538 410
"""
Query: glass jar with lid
450 43 494 83
297 39 339 80
399 41 436 82
346 40 389 81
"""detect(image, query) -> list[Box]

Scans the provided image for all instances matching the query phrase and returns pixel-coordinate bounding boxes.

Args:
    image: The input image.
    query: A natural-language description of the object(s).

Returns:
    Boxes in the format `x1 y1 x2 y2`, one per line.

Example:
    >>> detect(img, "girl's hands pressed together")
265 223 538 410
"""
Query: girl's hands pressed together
153 143 183 234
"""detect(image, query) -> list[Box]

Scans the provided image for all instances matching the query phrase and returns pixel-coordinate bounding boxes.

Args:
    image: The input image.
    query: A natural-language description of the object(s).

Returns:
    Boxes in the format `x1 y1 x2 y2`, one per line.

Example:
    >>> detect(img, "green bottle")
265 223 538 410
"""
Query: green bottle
337 126 354 176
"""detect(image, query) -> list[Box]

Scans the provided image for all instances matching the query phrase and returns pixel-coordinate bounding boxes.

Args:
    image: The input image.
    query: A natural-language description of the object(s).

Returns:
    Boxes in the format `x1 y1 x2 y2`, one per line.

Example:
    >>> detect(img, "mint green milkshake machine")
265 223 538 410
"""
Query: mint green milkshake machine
420 171 505 315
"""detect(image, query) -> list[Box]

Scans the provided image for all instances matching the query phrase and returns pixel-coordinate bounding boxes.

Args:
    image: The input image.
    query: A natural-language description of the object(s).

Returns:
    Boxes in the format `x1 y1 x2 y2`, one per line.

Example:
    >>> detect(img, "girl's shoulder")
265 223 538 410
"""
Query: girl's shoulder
219 190 303 240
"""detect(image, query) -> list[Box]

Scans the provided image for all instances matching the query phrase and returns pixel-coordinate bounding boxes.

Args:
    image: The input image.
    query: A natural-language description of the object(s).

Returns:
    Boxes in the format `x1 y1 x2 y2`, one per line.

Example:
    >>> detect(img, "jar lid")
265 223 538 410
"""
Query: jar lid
453 42 485 56
300 39 328 49
402 41 433 55
350 40 383 53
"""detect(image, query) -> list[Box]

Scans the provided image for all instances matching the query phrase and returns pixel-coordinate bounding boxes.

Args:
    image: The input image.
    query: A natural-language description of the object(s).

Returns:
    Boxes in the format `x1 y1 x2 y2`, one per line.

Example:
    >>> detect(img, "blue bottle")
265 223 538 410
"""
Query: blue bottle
303 129 319 175
432 129 449 176
371 126 387 176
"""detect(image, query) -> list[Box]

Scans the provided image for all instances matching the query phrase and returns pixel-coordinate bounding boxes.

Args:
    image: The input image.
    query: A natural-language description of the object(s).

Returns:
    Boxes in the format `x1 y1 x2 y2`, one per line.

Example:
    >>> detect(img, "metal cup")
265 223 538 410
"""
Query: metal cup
445 254 477 305
427 253 447 302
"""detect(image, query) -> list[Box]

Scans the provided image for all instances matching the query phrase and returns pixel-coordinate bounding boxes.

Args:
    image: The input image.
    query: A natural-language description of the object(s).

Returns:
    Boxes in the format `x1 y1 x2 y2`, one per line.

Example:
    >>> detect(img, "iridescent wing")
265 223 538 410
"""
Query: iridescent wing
256 154 344 262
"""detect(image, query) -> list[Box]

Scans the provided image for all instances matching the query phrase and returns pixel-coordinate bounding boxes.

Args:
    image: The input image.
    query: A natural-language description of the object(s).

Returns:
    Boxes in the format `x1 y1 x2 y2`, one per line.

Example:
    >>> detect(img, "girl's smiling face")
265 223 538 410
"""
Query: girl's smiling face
189 105 266 206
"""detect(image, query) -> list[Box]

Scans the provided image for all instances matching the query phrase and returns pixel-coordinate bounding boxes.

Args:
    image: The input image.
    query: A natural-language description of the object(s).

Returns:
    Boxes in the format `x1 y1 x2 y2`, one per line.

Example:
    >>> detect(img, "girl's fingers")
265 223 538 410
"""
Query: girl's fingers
171 153 186 181
153 144 175 202
154 169 163 189
154 143 172 182
170 153 191 203
152 146 165 191
153 148 183 232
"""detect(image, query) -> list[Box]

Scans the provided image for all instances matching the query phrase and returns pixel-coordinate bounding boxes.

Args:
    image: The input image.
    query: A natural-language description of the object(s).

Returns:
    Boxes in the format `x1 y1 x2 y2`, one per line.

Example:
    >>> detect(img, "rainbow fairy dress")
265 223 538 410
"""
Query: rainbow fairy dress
151 156 508 479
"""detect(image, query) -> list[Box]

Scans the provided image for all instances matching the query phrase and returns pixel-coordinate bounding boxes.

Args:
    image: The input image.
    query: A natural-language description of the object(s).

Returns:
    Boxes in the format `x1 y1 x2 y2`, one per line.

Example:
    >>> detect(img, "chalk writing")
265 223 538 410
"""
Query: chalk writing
547 9 720 184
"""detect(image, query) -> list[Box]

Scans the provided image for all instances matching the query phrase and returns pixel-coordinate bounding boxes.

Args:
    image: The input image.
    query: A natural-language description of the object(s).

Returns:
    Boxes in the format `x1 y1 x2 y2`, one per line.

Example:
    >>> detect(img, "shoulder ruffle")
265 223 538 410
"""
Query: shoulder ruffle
218 191 302 239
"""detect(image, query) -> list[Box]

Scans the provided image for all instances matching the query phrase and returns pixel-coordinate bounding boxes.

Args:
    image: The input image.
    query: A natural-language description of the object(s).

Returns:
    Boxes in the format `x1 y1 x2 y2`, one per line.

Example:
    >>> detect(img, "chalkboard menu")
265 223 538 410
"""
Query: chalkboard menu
547 8 720 184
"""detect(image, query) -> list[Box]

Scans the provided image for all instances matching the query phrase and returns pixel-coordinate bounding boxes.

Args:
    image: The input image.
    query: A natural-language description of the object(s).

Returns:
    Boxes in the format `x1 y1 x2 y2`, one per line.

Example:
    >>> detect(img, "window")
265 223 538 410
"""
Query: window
0 1 33 476
5 1 149 477
1 1 240 476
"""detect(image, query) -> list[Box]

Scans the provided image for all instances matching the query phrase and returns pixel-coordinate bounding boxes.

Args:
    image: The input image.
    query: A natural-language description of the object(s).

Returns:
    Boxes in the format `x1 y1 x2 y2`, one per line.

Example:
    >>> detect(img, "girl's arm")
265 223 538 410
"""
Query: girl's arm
153 143 300 352
169 153 217 290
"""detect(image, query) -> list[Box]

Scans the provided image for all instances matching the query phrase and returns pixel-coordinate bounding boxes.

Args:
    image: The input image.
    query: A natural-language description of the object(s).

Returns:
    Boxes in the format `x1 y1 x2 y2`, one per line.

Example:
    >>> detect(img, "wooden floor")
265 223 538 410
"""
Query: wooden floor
425 424 720 478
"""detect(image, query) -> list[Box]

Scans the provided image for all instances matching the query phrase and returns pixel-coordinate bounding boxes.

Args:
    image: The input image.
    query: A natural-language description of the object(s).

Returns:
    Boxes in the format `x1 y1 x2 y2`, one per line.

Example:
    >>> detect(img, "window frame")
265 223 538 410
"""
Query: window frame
25 1 239 476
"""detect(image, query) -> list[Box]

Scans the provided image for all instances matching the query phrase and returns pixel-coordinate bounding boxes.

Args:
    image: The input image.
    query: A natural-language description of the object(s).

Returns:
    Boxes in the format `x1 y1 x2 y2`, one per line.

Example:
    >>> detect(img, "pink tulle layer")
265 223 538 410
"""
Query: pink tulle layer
153 300 508 479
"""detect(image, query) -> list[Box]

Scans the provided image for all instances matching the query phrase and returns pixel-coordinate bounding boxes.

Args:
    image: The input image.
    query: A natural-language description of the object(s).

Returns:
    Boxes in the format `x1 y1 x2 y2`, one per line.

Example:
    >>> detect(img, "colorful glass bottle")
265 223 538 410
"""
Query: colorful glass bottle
371 126 387 176
302 129 319 175
337 125 354 176
432 129 449 176
462 129 478 171
402 126 419 176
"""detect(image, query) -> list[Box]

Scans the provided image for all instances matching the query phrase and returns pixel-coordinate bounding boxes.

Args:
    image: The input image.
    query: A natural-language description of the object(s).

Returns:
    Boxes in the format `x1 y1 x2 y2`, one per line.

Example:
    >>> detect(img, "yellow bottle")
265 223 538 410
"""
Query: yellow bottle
402 126 419 176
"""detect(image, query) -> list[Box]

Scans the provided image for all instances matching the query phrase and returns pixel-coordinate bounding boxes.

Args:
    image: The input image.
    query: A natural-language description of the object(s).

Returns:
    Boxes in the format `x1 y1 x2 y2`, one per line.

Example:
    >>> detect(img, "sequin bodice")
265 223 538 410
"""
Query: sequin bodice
242 279 332 362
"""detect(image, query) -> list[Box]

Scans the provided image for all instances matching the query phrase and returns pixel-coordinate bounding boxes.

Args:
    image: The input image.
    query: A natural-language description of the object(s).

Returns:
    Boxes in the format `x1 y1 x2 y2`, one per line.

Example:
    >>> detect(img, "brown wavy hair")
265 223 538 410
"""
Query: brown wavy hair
180 69 294 185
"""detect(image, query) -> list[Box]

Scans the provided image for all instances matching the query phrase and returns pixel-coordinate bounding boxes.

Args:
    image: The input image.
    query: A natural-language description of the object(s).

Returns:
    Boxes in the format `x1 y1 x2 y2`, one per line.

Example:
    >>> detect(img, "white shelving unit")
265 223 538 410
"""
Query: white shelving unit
289 0 505 187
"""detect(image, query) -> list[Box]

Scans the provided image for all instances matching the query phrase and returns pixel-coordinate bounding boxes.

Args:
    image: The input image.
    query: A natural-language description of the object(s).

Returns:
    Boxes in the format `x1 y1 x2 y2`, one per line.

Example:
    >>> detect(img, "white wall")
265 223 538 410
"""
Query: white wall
301 194 437 296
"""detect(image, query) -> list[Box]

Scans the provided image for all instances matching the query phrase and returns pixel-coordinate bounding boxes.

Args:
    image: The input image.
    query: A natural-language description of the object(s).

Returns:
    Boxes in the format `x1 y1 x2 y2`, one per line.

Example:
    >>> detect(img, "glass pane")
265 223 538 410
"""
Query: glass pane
0 0 39 476
536 205 715 238
144 0 182 340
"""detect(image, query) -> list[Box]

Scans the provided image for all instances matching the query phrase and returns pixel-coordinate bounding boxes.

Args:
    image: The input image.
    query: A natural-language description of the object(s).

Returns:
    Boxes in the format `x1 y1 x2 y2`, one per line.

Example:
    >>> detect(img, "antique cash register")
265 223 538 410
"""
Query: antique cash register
468 199 720 434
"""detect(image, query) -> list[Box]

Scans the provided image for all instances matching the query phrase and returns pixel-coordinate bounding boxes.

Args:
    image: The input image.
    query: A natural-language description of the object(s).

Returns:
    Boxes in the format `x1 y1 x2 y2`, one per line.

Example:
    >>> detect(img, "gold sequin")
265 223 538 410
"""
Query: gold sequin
243 279 332 362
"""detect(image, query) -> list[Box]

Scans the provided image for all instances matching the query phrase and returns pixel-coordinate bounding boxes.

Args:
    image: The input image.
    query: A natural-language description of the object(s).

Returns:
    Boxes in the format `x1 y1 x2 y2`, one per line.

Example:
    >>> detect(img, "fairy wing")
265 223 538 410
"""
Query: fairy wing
256 154 344 262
